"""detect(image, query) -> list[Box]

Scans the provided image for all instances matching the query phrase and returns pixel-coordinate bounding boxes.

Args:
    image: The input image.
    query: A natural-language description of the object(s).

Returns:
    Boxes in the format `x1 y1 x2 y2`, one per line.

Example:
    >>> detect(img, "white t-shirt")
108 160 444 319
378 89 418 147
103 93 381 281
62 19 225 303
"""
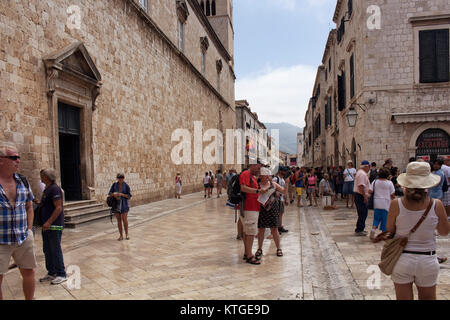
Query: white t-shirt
369 179 395 211
343 168 357 182
442 164 450 182
273 175 286 201
203 176 210 184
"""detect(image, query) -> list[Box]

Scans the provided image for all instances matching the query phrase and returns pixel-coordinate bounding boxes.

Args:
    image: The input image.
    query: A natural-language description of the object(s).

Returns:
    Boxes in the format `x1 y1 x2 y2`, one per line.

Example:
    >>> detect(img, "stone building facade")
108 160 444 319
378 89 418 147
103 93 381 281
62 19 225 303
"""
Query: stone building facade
235 100 269 169
0 0 236 205
303 0 450 170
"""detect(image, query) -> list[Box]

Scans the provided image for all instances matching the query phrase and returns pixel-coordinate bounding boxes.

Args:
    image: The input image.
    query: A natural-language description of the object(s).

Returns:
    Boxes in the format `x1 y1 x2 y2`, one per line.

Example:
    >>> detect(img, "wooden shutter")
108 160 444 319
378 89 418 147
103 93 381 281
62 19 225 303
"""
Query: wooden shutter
328 96 332 127
350 54 355 98
420 29 450 83
338 72 346 111
436 29 449 82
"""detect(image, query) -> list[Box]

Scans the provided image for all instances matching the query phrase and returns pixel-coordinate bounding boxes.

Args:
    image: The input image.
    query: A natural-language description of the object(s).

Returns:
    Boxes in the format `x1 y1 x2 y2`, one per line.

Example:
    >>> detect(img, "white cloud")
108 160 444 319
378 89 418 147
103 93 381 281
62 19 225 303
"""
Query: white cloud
235 64 317 128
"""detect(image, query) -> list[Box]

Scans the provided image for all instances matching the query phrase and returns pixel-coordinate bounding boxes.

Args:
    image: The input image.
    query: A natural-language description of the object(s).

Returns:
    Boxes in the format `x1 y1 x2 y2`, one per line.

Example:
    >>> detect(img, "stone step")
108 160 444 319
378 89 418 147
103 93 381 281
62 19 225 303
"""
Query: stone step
64 206 110 221
63 200 97 209
64 203 105 214
64 209 112 228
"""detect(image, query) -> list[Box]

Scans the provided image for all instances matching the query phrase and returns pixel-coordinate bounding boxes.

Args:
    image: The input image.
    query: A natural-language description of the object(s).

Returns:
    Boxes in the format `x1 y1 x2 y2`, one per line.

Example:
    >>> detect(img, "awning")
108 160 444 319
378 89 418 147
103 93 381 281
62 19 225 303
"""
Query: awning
391 111 450 124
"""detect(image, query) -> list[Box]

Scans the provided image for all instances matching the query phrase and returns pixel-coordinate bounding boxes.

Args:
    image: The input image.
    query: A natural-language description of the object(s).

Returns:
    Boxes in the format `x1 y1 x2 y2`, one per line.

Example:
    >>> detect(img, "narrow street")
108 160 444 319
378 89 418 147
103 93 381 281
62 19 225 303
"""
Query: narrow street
3 193 449 300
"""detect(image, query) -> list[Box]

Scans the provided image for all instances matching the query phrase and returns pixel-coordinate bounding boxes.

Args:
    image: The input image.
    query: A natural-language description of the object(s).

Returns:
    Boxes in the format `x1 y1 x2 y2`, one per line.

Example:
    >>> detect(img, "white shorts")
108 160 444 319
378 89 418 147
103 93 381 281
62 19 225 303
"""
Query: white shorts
391 253 440 287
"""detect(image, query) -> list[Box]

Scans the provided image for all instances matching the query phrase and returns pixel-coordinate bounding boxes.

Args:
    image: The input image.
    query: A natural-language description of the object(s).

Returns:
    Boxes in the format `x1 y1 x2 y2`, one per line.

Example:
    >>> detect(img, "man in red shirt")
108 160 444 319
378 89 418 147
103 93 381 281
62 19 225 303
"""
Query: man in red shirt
239 162 269 265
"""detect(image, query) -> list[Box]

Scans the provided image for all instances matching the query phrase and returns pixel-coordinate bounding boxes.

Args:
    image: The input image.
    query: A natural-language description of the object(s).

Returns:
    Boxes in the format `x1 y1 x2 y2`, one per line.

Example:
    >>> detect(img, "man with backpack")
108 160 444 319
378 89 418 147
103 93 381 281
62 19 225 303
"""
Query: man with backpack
238 162 267 265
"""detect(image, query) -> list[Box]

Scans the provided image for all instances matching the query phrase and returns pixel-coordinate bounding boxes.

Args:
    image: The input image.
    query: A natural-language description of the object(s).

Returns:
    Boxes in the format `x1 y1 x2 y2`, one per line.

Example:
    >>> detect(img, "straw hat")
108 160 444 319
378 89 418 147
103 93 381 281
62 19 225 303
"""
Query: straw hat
397 162 441 189
260 167 272 176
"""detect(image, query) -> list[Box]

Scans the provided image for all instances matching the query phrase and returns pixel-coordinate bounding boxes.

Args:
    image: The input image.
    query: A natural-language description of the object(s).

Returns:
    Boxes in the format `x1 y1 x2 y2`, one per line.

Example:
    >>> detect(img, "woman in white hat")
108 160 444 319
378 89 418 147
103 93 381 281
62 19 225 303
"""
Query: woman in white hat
386 162 449 300
255 167 286 259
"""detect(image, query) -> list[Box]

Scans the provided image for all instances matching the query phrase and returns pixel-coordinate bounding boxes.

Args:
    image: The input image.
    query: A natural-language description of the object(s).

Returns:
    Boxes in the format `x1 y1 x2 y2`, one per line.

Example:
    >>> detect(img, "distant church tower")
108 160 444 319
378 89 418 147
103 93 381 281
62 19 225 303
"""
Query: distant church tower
199 0 234 64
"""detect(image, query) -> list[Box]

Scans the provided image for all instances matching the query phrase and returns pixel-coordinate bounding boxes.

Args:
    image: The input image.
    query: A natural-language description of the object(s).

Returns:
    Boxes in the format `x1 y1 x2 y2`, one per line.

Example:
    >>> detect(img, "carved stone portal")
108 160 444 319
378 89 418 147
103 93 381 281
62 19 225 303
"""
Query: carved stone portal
43 42 102 200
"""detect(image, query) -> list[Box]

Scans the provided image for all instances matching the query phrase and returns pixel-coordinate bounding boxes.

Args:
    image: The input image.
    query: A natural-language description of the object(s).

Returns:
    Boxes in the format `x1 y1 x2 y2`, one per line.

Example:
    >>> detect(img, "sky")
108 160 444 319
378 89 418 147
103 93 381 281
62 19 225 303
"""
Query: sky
234 0 338 128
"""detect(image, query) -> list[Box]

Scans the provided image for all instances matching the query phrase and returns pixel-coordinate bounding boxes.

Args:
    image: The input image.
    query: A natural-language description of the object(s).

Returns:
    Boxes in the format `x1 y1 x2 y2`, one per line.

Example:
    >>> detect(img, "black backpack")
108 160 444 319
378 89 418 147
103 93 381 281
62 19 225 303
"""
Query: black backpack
443 177 448 193
228 174 243 205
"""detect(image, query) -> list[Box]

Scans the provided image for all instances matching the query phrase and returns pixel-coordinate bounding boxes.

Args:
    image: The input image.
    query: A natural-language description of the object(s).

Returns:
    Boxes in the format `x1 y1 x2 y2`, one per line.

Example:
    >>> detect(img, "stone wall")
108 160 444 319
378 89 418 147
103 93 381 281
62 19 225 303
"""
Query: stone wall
0 0 235 205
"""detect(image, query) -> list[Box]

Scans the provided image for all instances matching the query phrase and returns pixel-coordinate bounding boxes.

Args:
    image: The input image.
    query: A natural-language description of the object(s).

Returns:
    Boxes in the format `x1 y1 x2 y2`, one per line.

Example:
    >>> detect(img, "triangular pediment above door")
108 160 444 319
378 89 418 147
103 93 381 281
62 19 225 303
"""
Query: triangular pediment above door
43 41 102 85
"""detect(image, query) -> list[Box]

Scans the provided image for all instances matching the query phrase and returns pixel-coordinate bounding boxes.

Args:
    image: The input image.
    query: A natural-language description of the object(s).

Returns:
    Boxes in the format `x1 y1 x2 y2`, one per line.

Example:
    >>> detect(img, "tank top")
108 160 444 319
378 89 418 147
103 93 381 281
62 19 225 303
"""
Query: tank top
395 198 438 252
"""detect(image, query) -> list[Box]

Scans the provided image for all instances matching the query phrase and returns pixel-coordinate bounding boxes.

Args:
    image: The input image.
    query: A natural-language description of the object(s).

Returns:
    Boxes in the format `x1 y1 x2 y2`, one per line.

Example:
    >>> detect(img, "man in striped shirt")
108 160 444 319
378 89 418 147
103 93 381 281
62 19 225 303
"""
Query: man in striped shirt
0 142 36 300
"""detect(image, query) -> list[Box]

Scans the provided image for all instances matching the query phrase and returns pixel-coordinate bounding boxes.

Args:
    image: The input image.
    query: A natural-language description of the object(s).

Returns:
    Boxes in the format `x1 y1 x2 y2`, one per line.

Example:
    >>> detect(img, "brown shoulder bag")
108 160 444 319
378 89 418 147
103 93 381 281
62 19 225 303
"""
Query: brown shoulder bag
375 199 434 275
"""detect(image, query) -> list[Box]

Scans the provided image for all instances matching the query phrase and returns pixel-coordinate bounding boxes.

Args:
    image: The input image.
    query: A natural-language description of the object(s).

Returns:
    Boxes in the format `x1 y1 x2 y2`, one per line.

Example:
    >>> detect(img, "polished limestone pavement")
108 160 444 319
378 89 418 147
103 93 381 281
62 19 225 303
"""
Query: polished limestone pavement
2 192 449 300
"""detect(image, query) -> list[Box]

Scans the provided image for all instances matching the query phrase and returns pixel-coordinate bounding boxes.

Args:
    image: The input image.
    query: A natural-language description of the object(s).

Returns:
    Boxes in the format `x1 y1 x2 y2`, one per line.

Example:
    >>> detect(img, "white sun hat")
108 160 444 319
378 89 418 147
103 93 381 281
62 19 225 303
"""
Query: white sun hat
260 167 272 176
397 162 441 189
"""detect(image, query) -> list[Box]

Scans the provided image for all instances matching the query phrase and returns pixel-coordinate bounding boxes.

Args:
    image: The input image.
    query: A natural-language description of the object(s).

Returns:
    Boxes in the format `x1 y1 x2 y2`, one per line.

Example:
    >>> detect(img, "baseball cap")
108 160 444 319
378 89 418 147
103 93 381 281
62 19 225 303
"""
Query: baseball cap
361 160 370 166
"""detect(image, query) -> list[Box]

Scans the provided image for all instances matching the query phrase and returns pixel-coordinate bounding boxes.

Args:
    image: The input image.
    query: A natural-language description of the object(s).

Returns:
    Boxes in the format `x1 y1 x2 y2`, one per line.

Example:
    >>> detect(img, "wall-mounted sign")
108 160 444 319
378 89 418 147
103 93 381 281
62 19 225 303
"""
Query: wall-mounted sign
416 129 449 156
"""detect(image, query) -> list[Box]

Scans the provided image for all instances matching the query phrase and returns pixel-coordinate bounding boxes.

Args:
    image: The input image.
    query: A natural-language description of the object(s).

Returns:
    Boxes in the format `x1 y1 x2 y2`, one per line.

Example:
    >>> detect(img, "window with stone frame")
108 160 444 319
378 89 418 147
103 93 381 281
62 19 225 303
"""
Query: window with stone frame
176 1 189 52
216 59 222 91
138 0 147 10
419 29 449 83
211 0 216 16
200 36 209 75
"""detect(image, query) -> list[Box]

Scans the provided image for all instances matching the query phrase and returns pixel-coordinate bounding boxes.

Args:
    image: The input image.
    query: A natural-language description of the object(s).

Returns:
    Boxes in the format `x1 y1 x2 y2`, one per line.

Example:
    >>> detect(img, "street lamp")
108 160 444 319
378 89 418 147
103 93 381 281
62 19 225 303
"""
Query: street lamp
346 106 358 127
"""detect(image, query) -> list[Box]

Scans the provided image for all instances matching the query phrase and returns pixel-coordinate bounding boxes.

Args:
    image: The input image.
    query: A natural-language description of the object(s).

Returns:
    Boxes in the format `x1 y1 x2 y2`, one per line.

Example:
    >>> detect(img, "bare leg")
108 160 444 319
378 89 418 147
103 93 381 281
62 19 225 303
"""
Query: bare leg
417 285 437 300
394 282 414 300
122 213 129 239
445 206 450 218
270 228 281 250
19 268 35 300
350 194 355 209
237 218 244 239
257 228 265 251
115 213 123 240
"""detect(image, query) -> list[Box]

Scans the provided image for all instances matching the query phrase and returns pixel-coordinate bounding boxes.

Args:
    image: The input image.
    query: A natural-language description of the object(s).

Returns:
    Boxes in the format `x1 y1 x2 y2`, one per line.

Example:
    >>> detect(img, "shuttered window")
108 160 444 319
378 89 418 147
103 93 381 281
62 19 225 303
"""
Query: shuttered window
338 71 346 111
328 96 332 127
350 54 355 98
419 29 449 83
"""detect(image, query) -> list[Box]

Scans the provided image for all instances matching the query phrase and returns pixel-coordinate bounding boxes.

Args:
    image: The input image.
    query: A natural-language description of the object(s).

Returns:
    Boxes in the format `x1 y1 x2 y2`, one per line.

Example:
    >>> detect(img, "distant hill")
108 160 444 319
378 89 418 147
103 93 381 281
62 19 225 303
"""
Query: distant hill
264 122 302 154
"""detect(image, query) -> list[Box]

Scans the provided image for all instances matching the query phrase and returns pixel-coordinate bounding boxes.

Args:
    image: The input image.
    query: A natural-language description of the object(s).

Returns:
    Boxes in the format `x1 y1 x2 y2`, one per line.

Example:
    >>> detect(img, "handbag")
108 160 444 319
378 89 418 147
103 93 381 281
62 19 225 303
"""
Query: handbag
375 199 434 275
368 180 376 210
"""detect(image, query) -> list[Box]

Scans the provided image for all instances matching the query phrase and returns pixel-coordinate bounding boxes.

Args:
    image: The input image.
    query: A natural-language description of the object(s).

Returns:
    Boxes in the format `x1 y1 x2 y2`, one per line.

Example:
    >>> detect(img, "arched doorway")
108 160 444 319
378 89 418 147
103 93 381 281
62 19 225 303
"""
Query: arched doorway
415 128 450 163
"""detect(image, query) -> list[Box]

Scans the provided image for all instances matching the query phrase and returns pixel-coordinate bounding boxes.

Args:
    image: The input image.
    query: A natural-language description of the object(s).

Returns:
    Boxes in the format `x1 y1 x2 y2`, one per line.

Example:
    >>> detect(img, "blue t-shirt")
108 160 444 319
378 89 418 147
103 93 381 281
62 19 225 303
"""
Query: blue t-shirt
295 173 305 188
40 183 64 227
429 169 444 200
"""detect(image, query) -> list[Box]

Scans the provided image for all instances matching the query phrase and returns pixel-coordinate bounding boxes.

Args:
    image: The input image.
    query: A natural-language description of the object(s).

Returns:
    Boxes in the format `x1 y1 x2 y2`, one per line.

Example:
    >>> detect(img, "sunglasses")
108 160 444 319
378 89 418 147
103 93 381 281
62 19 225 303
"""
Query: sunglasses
2 156 20 161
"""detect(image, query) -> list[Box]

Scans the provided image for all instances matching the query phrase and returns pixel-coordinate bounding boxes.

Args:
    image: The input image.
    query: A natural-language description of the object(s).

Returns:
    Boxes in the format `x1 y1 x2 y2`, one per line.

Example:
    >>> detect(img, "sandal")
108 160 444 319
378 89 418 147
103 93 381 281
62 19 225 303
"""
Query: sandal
255 249 263 259
246 256 261 265
117 237 123 241
277 249 283 257
243 254 247 260
438 257 447 264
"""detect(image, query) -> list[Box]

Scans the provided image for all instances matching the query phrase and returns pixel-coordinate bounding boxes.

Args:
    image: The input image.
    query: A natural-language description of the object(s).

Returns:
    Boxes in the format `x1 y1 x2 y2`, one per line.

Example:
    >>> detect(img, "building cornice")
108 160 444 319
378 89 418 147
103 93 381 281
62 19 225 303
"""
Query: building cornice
333 0 344 23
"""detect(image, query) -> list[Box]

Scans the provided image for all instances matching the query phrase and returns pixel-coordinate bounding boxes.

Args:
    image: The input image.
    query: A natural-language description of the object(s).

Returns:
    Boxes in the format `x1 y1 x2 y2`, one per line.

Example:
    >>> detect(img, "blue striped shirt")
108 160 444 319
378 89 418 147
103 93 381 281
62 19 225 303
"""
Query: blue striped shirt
0 173 34 245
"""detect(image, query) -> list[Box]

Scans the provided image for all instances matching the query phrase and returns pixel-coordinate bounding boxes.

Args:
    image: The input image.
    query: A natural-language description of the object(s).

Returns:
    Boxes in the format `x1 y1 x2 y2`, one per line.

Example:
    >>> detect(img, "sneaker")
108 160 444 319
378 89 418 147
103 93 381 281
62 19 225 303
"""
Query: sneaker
369 230 376 240
51 276 67 285
39 274 56 282
278 227 289 233
355 231 368 236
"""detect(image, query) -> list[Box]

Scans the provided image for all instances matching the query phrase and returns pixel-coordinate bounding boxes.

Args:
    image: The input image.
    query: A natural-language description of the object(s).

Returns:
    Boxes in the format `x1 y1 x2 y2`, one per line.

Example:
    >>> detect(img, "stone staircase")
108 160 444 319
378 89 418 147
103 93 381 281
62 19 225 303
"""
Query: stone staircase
63 200 111 228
